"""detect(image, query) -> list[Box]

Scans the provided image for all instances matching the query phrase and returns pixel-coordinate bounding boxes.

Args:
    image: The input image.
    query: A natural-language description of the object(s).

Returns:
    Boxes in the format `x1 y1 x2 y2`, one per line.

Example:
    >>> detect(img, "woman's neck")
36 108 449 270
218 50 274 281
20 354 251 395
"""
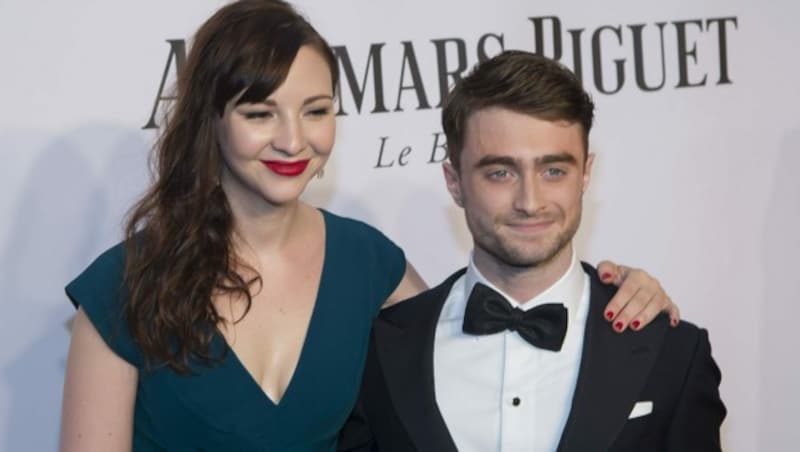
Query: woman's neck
220 179 315 261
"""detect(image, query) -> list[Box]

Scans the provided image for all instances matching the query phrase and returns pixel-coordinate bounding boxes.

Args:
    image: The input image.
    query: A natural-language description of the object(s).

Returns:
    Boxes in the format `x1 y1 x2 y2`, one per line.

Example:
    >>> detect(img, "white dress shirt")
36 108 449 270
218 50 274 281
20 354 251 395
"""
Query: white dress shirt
433 251 590 452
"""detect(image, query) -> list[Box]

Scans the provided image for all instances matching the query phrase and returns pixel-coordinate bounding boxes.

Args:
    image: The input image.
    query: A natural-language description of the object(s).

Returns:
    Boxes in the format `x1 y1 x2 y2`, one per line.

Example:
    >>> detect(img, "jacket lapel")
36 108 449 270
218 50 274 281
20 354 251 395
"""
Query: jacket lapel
557 263 669 452
372 269 464 452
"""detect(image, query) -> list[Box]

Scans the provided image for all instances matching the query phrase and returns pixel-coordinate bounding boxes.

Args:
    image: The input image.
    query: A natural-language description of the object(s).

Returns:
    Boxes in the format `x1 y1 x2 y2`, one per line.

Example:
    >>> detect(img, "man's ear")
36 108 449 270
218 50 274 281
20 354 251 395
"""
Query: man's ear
582 152 595 194
442 161 464 207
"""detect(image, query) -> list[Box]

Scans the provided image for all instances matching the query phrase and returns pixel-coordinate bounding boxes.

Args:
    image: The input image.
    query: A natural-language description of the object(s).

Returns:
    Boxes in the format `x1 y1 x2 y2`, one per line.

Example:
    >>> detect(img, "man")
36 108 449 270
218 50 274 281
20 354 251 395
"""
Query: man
339 50 725 452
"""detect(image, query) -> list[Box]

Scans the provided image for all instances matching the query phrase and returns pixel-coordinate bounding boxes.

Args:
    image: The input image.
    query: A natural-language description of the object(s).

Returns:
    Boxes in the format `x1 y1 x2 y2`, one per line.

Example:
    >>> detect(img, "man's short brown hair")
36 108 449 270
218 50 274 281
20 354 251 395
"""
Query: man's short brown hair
442 50 595 171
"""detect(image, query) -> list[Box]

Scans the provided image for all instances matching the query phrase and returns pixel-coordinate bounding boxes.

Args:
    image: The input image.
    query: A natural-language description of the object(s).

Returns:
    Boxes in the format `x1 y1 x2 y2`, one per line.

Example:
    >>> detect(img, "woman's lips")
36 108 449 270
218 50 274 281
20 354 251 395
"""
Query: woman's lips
262 159 310 176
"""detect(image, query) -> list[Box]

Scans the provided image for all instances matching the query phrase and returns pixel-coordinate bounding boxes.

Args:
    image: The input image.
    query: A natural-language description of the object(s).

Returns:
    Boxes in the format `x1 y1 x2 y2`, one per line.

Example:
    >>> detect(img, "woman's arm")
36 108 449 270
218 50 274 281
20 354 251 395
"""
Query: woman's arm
380 259 681 332
60 307 137 452
381 262 428 309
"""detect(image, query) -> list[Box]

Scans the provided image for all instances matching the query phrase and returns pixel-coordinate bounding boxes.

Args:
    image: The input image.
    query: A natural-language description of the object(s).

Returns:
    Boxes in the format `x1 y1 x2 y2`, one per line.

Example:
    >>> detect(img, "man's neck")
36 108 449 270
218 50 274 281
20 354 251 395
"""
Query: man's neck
472 243 574 303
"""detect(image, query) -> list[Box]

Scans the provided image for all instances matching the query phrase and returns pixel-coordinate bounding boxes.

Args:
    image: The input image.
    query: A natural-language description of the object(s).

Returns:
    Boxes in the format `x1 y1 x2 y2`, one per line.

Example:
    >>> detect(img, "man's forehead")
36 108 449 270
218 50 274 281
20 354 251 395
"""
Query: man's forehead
462 110 585 162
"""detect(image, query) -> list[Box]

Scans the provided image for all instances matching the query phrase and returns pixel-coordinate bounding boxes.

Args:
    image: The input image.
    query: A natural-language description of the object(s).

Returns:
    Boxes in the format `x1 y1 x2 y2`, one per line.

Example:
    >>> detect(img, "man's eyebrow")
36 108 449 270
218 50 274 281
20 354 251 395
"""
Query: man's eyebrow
474 155 518 168
474 152 578 169
535 152 578 166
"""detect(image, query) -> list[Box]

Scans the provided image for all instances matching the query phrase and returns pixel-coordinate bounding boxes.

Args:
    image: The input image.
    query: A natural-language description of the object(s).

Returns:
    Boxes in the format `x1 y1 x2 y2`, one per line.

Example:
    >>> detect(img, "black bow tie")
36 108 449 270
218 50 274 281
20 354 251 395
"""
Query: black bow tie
462 283 568 351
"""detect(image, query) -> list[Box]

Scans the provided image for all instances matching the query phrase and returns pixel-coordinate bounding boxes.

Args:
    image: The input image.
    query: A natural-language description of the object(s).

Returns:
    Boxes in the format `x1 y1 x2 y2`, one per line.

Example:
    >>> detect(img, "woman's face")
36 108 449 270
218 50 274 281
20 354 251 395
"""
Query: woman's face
217 45 336 210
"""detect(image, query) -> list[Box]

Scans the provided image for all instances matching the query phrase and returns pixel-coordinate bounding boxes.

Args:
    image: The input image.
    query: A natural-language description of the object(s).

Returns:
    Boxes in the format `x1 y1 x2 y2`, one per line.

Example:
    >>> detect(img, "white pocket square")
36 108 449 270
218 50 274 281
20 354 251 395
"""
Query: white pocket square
628 401 653 419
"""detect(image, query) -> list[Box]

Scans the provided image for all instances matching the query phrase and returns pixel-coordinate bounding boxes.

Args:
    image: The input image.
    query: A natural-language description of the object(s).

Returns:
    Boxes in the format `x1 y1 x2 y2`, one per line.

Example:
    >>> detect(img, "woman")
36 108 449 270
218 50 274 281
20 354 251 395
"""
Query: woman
61 1 677 450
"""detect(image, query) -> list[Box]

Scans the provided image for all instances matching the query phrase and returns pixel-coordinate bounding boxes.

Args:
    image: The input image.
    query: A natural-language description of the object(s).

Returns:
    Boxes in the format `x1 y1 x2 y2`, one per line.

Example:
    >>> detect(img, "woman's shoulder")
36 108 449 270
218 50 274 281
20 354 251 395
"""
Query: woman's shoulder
319 208 405 265
66 240 128 301
319 208 389 242
318 209 407 310
65 239 143 367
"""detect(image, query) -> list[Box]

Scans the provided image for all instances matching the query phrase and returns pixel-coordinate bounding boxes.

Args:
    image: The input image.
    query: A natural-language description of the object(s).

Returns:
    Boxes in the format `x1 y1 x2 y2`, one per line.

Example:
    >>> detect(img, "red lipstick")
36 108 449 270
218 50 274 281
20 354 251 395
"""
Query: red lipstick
262 159 310 177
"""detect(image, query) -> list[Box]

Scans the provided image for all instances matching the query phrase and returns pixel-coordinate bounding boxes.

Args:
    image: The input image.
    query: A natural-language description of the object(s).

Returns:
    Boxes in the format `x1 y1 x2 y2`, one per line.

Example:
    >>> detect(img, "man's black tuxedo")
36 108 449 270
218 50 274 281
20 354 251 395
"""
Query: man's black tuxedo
339 264 725 452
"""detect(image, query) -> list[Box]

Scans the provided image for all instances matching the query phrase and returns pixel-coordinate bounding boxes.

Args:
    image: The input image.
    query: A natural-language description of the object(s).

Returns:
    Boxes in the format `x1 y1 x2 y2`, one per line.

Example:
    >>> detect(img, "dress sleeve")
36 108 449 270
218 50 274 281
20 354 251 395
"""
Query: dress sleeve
65 243 143 368
361 223 406 314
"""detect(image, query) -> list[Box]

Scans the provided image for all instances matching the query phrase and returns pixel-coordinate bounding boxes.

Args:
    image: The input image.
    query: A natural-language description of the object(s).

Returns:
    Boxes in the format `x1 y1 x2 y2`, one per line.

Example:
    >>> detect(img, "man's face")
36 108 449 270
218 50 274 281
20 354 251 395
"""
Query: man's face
444 107 593 270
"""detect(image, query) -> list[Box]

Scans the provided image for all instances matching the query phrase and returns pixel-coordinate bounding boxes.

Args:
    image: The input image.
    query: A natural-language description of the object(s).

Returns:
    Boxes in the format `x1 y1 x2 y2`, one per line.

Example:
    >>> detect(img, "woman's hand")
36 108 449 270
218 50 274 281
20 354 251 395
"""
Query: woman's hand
596 260 680 333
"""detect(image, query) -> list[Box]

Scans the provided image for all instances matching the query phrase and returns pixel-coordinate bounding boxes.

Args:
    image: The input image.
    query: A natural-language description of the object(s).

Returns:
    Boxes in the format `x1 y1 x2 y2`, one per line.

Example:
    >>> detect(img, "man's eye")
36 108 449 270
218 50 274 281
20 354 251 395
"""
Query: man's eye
488 169 511 179
544 167 566 178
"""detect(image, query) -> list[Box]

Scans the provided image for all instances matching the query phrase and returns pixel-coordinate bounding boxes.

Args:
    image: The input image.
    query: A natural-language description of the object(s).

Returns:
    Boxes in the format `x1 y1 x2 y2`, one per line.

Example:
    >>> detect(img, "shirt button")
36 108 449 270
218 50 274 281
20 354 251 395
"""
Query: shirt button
512 397 521 407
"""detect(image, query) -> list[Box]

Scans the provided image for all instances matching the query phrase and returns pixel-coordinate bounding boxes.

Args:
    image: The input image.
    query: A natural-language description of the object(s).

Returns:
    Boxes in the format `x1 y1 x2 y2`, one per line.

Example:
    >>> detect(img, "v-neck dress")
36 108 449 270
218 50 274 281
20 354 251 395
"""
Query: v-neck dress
65 210 406 451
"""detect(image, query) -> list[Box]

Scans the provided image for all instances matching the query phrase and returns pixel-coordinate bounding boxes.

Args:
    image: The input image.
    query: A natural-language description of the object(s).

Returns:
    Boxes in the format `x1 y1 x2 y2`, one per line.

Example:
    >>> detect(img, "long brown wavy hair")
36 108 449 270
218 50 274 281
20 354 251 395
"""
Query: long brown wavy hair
123 0 339 373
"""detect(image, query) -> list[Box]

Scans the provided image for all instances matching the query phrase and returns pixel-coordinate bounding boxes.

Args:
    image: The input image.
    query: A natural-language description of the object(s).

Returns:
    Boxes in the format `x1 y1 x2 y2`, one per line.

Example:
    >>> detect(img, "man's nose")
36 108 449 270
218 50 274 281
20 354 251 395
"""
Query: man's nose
512 174 544 215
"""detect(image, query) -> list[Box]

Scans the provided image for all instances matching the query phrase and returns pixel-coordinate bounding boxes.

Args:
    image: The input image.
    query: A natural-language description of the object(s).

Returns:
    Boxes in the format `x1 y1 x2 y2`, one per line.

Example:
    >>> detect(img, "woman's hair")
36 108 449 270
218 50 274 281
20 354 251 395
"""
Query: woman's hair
123 0 339 373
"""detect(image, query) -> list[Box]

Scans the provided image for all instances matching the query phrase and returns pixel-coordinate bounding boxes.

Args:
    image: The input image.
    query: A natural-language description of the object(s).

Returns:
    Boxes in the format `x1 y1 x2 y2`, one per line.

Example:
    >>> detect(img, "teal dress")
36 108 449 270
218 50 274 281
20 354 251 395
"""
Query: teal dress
66 210 406 451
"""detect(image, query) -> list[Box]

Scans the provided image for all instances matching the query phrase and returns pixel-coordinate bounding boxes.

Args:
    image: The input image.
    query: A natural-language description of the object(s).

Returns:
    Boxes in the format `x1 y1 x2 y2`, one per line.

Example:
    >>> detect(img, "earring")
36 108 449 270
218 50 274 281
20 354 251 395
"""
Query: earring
316 168 325 178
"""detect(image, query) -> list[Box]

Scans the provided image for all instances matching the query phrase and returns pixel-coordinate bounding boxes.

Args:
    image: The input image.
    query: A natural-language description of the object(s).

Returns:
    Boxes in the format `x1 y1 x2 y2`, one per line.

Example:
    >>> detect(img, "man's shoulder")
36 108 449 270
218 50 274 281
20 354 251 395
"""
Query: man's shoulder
580 261 620 301
664 318 709 352
581 261 708 343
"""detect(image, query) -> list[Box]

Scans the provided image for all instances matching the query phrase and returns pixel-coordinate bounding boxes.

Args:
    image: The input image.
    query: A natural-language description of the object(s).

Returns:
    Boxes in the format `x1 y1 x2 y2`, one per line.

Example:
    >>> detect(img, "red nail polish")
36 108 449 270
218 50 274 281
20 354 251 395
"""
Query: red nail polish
601 272 612 282
632 320 641 329
614 321 624 331
671 318 678 326
605 311 614 320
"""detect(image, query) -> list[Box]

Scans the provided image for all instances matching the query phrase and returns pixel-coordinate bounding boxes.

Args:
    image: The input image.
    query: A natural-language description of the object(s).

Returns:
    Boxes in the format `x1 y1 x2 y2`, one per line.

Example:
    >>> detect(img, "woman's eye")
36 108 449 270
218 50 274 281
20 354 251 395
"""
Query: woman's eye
307 107 331 117
243 111 273 120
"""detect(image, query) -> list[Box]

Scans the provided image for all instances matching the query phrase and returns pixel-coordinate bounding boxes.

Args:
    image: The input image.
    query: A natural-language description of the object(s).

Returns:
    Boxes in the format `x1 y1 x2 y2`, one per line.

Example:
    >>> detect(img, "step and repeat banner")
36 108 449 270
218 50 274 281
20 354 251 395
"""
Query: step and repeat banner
1 0 798 450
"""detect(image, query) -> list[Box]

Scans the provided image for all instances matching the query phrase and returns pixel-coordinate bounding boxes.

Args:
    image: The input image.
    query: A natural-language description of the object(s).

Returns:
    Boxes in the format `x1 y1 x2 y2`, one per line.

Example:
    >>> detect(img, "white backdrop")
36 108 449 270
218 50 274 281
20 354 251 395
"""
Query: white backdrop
1 0 798 450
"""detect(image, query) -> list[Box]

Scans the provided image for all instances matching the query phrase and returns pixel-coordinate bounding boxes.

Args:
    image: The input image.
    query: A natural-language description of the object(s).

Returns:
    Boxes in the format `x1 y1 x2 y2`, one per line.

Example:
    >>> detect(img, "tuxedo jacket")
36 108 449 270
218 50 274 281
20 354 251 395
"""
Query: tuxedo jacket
338 263 726 452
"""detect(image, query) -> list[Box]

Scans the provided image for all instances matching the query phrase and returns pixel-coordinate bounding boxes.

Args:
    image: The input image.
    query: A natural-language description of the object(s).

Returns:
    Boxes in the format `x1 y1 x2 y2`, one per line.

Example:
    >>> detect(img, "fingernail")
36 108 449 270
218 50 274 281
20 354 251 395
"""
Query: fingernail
614 321 624 331
601 272 612 282
605 311 614 320
671 318 678 327
632 320 641 330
